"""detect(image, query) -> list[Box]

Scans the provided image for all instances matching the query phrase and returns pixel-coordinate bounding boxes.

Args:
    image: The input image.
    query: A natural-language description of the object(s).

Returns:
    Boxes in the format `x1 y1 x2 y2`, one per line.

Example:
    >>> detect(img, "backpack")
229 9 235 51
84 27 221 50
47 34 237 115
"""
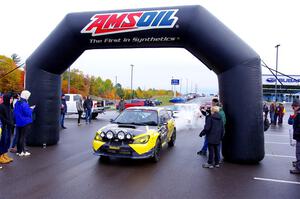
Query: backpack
288 114 296 125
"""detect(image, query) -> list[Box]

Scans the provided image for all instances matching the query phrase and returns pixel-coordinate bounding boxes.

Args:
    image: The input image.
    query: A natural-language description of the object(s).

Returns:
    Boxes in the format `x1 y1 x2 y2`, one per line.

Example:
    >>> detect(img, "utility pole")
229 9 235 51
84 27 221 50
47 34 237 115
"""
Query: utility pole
115 76 117 102
68 67 71 93
186 78 188 94
275 44 280 101
180 78 182 94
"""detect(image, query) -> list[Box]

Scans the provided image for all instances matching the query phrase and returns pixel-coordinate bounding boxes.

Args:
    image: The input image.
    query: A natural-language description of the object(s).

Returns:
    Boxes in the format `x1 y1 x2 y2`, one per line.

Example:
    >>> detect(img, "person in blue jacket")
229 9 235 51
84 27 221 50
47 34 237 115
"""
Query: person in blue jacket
14 90 34 156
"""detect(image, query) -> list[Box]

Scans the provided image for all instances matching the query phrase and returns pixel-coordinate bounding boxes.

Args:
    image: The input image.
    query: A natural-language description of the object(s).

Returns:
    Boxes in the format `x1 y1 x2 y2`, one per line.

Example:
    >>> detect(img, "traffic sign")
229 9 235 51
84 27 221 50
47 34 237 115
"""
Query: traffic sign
171 79 180 85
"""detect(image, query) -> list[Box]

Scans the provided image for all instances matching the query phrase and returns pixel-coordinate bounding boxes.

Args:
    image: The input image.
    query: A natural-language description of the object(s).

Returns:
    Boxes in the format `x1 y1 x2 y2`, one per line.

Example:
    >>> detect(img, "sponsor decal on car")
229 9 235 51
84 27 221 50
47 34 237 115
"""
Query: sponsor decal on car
81 9 179 36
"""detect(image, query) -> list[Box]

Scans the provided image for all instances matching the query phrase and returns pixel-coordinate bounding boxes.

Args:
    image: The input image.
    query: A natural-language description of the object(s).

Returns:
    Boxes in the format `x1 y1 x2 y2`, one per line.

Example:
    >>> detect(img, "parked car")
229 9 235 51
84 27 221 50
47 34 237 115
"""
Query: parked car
116 99 156 110
92 106 176 162
169 97 187 103
150 98 162 106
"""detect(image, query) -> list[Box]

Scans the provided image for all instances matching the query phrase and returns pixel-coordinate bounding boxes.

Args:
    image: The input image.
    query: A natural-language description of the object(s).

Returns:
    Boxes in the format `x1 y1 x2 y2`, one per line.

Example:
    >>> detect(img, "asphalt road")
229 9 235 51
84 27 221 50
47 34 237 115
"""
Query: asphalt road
1 101 300 199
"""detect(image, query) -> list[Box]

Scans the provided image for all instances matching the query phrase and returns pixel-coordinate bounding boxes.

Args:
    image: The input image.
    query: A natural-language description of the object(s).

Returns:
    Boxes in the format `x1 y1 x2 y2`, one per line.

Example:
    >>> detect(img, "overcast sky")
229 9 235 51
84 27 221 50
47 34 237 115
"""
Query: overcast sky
1 0 299 94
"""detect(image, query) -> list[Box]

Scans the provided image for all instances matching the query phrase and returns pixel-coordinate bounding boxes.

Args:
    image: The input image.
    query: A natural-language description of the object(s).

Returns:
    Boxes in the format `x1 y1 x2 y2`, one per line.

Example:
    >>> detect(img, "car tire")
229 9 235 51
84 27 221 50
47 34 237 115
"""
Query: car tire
168 128 176 147
92 113 98 119
151 138 162 163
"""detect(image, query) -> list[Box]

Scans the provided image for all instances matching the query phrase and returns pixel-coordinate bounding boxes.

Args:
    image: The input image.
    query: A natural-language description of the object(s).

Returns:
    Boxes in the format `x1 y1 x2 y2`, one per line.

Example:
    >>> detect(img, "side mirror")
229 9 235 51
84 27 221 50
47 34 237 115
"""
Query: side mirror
110 119 114 122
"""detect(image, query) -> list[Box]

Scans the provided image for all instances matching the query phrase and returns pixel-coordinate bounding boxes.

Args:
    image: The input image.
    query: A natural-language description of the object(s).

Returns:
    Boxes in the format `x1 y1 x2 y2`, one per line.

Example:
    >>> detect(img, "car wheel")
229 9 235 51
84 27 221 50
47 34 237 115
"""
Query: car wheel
151 138 162 163
168 128 176 147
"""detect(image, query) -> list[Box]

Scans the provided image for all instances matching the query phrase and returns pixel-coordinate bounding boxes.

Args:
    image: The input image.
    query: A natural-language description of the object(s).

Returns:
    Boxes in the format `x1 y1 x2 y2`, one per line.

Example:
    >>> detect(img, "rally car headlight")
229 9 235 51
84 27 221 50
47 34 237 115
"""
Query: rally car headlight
106 131 114 139
126 133 132 139
100 132 106 138
133 135 150 144
117 131 125 140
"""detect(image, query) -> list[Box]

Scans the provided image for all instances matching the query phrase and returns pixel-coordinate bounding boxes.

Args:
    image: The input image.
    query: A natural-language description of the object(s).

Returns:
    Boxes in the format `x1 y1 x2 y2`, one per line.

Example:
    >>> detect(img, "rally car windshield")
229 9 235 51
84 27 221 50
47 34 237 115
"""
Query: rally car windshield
113 109 158 126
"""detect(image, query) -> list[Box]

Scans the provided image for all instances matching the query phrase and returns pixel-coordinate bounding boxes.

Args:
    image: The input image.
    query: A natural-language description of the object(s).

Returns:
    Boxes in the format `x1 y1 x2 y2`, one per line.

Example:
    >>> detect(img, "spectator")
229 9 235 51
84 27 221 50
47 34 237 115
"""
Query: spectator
290 99 300 174
274 103 280 125
10 93 20 153
83 96 93 124
263 102 269 120
0 94 14 163
118 98 125 112
200 106 224 168
0 120 2 169
60 94 67 129
76 97 84 126
14 90 34 156
269 102 275 124
197 98 226 156
277 103 285 125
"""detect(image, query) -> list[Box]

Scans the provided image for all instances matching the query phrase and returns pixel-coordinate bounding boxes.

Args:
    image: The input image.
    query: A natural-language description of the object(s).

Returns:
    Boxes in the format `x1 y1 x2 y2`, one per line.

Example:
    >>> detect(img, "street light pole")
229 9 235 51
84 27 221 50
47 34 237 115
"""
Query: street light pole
130 64 134 99
186 78 188 94
275 44 280 101
68 67 71 93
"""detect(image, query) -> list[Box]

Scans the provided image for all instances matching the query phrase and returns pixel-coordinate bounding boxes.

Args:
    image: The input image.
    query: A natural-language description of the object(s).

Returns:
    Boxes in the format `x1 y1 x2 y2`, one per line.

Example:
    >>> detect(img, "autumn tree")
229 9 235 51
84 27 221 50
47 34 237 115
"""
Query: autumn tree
0 55 23 93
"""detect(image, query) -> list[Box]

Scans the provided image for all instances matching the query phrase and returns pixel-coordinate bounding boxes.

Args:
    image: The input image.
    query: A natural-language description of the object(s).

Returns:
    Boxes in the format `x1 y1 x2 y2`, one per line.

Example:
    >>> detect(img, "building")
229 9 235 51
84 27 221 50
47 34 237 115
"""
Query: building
262 74 300 102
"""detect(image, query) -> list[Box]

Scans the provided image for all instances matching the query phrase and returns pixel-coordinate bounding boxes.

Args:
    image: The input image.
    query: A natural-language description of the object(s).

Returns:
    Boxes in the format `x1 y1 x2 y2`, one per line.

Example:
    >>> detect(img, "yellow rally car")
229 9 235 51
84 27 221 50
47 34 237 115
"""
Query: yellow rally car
93 107 176 162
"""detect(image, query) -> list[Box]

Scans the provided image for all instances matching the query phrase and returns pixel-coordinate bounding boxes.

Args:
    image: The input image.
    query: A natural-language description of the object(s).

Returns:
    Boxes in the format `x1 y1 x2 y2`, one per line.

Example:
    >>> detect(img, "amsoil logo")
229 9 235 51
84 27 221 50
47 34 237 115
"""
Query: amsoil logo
81 9 179 36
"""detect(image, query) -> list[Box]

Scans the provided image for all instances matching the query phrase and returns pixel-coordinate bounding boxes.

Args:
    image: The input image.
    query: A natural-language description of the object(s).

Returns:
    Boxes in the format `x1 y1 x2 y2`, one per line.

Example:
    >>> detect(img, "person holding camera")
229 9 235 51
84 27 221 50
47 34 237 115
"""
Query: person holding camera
199 106 224 168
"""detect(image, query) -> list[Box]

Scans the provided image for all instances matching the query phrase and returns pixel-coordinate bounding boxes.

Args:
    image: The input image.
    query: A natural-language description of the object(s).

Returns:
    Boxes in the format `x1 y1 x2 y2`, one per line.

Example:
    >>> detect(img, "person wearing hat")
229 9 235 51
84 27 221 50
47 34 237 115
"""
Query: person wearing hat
290 99 300 174
14 90 34 156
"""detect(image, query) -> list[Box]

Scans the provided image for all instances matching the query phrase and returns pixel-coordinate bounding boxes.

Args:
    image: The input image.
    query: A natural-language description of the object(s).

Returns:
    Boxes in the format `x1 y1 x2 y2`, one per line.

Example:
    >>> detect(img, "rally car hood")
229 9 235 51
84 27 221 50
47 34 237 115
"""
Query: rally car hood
101 123 158 136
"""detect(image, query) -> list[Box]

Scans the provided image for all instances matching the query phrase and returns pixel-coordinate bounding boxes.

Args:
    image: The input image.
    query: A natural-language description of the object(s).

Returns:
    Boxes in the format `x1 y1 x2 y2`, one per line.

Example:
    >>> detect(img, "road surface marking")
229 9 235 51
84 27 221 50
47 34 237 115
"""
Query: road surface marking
265 141 290 145
254 177 300 185
264 134 289 137
265 154 295 158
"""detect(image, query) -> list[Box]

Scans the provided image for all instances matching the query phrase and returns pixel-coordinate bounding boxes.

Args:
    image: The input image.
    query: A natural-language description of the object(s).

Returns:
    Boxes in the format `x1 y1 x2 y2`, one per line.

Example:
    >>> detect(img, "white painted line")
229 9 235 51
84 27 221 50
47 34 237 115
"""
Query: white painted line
265 141 290 145
265 154 295 158
254 177 300 185
264 134 289 137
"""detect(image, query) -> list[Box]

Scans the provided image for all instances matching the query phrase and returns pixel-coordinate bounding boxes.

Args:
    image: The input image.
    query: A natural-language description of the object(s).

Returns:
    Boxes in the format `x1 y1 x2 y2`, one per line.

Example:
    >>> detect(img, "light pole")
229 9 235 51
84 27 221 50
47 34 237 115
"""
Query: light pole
186 78 188 94
68 67 71 93
130 64 134 99
115 75 117 102
275 44 280 101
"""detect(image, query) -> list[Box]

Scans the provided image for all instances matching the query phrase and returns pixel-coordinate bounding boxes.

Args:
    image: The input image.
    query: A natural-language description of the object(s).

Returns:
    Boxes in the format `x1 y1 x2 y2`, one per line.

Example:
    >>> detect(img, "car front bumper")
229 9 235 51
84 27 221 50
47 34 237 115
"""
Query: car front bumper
93 140 154 159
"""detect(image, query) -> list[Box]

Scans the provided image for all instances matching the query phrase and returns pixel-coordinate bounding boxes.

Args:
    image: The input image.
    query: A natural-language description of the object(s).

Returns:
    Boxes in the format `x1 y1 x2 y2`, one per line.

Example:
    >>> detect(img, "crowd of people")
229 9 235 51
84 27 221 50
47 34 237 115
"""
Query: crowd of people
196 98 300 174
60 94 94 129
0 90 34 170
2 91 299 174
263 101 286 125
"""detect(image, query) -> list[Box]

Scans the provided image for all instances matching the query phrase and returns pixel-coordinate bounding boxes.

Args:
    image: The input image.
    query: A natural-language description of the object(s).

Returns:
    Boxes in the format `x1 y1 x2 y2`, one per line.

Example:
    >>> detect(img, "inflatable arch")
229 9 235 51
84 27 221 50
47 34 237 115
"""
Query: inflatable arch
26 5 264 163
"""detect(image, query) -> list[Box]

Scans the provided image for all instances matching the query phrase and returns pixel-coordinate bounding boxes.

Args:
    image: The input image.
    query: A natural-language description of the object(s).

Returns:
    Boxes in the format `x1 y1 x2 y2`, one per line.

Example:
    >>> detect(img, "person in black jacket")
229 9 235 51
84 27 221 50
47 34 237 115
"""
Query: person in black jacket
200 106 224 168
60 94 67 129
83 96 93 124
290 99 300 174
0 94 14 164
